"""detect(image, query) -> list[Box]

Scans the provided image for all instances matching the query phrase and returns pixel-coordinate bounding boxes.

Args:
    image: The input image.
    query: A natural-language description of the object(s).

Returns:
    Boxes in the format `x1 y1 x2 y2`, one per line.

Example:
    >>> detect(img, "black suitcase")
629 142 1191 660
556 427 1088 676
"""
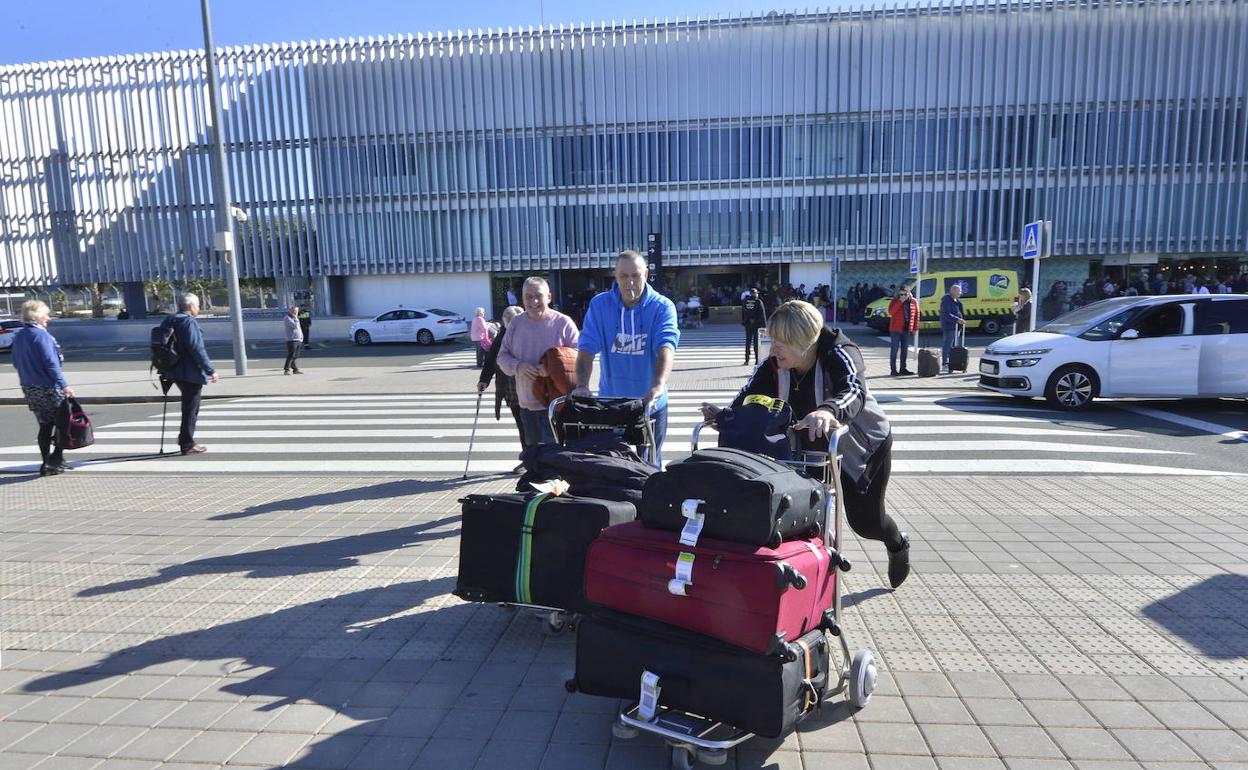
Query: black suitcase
640 447 824 547
917 348 940 377
948 327 969 373
571 610 832 739
455 493 635 613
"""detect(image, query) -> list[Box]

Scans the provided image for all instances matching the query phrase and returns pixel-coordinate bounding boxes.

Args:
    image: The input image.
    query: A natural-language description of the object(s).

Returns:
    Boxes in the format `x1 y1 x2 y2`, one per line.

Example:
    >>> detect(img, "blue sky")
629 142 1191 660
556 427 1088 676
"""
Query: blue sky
2 0 864 66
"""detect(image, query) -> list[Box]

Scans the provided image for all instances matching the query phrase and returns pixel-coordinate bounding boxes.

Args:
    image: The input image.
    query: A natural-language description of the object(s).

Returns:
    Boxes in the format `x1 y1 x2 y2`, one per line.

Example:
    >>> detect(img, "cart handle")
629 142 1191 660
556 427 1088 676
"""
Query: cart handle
547 393 661 468
692 419 848 454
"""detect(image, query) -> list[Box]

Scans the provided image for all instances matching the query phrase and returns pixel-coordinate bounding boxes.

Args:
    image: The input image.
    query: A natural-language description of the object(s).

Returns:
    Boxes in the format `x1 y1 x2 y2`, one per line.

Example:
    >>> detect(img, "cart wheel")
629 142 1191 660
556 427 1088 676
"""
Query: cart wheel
849 649 877 709
671 746 696 770
697 748 728 766
611 720 638 740
544 613 567 635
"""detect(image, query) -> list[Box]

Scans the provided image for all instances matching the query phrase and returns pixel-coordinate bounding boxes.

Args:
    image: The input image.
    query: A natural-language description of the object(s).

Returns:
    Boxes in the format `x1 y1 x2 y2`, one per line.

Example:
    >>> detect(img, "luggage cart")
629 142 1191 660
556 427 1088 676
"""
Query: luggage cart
610 423 877 769
501 396 659 636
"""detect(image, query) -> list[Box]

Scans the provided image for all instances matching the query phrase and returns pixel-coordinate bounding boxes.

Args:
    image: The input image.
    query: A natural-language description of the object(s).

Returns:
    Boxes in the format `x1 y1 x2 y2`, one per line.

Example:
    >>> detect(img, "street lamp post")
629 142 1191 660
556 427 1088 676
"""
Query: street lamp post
199 0 248 375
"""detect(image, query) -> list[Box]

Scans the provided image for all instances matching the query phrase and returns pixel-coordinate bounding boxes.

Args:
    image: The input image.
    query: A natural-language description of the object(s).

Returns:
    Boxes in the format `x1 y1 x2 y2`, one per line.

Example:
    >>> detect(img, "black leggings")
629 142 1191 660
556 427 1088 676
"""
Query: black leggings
839 435 904 551
37 423 63 465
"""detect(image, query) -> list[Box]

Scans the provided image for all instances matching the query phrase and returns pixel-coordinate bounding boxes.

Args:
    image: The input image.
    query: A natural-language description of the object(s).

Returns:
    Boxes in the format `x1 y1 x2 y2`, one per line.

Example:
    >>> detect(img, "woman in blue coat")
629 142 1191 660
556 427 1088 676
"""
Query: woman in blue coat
11 300 75 475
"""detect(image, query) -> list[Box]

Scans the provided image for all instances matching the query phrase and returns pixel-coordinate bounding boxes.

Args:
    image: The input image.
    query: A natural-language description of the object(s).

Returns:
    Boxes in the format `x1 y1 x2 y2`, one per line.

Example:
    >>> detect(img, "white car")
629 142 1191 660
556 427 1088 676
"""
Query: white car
0 319 22 351
979 294 1248 410
349 307 469 346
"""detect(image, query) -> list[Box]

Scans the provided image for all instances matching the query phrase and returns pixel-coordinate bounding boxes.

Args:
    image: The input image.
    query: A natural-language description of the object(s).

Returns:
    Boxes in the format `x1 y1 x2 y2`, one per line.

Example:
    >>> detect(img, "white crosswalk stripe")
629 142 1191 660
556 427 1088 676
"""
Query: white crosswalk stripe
0 388 1232 477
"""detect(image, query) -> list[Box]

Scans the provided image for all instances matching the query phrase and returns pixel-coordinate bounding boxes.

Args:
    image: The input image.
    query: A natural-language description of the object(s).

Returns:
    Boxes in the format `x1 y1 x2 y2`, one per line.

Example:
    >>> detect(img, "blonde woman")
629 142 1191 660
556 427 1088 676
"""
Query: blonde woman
701 300 911 589
11 300 74 476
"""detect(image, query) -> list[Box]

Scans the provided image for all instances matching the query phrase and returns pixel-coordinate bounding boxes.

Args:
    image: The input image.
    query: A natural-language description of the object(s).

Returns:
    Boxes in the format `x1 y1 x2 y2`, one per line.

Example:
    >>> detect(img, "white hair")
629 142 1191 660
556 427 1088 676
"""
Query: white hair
522 277 549 294
178 293 200 311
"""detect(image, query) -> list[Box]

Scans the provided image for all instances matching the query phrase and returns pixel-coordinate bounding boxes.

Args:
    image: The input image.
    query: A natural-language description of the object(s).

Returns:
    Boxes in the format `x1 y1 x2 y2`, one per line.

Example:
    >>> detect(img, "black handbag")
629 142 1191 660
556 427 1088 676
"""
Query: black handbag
55 397 95 450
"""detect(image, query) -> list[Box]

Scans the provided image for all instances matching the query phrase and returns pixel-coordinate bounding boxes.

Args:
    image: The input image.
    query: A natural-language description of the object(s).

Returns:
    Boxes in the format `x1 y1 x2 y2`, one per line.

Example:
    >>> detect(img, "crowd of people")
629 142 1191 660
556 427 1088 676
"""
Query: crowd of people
479 252 911 588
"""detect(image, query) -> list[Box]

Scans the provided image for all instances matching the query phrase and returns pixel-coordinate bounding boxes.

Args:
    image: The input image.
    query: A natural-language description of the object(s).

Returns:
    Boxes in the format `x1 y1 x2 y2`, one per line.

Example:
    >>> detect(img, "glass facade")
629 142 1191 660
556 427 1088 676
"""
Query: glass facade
0 0 1245 285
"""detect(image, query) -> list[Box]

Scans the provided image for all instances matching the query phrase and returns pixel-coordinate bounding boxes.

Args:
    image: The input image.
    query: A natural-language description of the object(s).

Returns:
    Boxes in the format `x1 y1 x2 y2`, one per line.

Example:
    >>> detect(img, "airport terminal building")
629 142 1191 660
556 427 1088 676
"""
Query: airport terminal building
0 0 1245 317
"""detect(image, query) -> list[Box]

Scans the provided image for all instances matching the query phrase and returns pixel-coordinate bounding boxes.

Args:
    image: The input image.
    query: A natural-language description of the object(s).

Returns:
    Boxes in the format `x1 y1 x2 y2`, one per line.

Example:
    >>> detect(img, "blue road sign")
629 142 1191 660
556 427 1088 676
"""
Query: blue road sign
1022 221 1042 259
909 247 922 275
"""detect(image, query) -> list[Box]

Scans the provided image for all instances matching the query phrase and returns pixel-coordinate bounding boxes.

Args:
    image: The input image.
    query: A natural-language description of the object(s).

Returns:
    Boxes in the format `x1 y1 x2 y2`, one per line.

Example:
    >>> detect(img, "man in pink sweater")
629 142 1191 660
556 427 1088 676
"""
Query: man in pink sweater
496 277 580 447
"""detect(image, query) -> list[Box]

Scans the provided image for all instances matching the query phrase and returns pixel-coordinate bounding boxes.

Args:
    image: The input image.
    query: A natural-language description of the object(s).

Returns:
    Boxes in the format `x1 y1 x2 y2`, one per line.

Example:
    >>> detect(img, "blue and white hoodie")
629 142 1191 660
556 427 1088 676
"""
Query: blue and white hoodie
578 283 680 411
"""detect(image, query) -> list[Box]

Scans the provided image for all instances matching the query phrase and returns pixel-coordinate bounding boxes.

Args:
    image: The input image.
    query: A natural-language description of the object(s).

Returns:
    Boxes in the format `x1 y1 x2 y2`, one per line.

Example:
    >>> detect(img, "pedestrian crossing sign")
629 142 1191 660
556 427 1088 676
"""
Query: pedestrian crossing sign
1022 221 1042 259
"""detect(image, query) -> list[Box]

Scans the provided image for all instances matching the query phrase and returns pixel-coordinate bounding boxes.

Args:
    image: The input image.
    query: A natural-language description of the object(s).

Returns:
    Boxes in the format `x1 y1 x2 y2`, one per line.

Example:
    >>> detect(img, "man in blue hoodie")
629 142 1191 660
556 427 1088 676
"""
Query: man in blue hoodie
573 251 680 463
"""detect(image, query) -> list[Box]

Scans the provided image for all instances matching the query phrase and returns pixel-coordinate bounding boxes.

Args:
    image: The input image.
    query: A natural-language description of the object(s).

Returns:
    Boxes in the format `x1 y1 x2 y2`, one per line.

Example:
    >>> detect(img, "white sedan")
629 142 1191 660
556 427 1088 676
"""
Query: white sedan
979 294 1248 410
0 319 22 351
349 307 468 346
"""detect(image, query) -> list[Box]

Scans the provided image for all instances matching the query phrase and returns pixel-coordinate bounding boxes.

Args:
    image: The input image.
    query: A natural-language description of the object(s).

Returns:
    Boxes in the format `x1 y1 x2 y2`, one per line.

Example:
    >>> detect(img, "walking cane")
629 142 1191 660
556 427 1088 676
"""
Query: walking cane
159 378 173 454
463 391 483 479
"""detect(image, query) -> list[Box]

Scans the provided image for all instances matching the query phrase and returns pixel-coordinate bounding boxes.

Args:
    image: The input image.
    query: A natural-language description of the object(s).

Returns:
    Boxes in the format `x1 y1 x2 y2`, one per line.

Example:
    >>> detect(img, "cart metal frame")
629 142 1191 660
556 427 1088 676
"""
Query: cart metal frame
611 423 878 769
496 395 660 635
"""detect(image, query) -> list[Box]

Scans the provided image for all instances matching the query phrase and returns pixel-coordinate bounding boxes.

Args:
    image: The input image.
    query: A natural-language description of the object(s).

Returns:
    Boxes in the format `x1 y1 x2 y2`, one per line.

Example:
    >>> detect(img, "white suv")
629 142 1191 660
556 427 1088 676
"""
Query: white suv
979 294 1248 410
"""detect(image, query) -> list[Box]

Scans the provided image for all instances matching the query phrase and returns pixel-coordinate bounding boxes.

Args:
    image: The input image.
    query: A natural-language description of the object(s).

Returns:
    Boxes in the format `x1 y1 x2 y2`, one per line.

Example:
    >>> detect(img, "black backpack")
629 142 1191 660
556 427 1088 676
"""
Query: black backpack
150 320 179 374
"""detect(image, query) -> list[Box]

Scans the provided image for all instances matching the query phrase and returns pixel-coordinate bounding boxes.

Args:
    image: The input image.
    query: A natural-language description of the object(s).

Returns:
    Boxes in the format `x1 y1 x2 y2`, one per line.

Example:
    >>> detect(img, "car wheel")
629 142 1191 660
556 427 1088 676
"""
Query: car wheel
1045 365 1098 411
980 317 1001 336
354 330 372 346
417 329 434 345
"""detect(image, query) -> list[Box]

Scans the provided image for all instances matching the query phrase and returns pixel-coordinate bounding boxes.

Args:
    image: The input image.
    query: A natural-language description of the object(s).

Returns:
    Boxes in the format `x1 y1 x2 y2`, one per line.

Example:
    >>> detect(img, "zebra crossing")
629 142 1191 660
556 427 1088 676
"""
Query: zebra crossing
0 387 1224 476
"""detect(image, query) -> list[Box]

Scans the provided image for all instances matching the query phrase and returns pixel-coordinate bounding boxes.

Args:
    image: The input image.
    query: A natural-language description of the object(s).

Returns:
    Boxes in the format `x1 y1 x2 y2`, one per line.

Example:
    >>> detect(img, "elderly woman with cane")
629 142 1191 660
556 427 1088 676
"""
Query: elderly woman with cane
701 300 912 589
477 305 526 474
12 300 75 476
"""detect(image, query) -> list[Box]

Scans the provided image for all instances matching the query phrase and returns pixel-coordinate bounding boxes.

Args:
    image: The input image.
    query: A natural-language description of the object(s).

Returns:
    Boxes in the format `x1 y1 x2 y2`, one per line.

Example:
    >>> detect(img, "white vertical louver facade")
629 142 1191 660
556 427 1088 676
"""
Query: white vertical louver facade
0 0 1244 286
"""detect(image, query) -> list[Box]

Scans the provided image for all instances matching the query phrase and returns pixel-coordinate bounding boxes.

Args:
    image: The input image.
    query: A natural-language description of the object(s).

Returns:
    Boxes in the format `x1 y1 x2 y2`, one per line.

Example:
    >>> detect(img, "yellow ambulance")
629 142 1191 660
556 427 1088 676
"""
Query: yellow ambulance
864 268 1020 335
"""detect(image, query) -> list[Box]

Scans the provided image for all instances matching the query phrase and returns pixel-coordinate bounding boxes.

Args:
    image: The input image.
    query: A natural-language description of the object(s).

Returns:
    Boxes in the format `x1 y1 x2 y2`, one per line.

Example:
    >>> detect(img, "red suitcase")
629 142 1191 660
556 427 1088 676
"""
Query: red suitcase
584 520 837 656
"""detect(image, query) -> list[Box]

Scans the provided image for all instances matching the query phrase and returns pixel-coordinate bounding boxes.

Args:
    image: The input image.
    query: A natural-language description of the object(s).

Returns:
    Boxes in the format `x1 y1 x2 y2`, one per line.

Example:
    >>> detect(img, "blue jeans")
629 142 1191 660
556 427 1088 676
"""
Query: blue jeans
940 327 958 368
889 332 912 373
641 404 669 467
519 409 555 448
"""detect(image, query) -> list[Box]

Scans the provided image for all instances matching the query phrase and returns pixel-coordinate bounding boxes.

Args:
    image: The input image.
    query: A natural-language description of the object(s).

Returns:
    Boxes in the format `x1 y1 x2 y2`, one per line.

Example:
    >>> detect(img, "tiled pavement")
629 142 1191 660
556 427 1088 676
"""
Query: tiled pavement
2 473 1247 770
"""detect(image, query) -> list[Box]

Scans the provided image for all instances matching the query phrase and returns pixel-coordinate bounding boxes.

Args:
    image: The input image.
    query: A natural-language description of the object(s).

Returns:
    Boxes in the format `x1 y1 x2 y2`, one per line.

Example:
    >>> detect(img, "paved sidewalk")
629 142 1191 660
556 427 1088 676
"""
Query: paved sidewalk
2 472 1246 769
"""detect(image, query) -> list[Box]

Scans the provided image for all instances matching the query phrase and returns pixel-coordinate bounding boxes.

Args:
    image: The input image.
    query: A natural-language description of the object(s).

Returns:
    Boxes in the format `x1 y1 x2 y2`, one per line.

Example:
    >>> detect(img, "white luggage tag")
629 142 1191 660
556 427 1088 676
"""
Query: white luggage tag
528 478 570 496
638 670 662 722
667 551 695 596
679 499 706 547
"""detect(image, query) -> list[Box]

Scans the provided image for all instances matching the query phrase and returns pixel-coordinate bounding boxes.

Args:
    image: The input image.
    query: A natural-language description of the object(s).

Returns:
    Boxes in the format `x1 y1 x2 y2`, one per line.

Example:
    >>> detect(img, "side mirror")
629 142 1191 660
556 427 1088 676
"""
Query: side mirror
1119 328 1141 340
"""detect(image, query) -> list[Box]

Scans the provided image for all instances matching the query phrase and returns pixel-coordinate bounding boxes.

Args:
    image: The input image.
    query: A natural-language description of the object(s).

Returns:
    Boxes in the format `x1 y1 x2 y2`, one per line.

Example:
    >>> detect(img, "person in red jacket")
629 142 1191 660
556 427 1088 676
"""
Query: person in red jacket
887 286 920 376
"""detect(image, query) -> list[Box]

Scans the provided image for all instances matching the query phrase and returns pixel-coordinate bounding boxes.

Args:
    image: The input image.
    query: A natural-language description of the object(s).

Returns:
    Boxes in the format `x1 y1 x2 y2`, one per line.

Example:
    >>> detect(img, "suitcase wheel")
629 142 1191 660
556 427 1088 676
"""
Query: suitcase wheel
849 649 877 710
563 678 578 693
671 747 696 770
697 748 728 766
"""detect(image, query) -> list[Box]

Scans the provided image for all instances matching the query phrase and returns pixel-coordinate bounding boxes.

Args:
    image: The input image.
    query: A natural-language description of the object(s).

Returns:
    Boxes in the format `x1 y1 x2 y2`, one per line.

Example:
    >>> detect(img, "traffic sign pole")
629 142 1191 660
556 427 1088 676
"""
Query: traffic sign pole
909 247 927 356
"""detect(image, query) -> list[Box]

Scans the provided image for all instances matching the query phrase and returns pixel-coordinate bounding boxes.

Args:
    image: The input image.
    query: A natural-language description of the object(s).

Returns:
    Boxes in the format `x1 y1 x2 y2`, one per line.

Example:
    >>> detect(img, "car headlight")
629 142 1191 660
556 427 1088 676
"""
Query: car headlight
1008 348 1051 356
1006 358 1042 368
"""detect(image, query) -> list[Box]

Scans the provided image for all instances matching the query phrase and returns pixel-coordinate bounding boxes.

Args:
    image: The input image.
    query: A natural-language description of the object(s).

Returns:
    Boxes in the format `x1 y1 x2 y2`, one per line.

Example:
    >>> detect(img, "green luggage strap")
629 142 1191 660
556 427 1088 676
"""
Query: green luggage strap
515 492 550 604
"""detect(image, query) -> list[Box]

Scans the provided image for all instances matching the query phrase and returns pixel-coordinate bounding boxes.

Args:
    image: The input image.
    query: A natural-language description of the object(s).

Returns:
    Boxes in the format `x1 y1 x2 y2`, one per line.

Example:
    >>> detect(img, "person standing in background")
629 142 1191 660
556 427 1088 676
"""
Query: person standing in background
741 288 767 366
283 305 304 375
939 284 966 374
887 286 919 376
298 304 312 348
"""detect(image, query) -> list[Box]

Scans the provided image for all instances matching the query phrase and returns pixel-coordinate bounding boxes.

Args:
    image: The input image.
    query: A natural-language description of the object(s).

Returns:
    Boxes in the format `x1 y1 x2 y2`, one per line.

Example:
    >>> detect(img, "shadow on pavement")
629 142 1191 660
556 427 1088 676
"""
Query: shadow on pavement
213 478 482 521
841 587 892 610
77 515 461 596
27 576 519 770
1141 573 1248 659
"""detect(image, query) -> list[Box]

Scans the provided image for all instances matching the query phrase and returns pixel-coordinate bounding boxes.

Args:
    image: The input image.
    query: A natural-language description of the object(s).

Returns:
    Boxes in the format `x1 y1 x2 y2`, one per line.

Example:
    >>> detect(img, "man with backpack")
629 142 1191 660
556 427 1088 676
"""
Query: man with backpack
155 294 218 455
